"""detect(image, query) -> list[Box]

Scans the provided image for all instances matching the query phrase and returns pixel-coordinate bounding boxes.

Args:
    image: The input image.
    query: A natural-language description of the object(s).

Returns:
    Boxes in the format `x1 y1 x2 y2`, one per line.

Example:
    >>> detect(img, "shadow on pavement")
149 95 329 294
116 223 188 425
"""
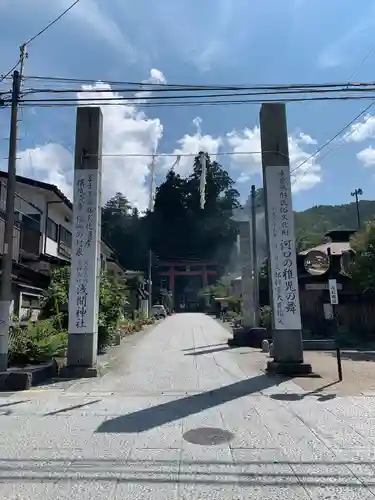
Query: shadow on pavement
329 350 375 362
96 374 283 433
44 399 101 416
184 346 232 356
182 344 226 352
270 381 339 402
0 457 372 488
0 400 29 408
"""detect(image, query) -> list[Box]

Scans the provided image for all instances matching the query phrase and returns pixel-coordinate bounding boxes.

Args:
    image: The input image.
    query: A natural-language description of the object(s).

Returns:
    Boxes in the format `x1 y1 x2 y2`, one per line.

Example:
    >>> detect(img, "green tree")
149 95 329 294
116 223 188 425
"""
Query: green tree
102 193 149 272
350 220 375 292
149 153 240 271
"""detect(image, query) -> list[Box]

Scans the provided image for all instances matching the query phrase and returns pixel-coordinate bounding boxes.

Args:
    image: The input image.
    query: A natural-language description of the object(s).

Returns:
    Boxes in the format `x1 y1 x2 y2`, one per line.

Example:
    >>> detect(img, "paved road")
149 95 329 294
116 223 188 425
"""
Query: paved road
1 313 375 499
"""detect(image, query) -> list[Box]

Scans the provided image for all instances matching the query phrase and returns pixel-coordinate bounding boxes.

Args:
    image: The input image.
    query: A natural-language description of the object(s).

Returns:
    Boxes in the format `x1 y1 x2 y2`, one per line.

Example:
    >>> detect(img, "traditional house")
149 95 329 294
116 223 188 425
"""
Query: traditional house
0 172 144 320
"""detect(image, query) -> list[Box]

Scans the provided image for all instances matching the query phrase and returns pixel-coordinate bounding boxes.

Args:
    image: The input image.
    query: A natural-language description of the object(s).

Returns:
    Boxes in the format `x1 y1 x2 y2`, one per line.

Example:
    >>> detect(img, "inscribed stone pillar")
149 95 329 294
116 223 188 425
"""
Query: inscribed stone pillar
63 107 103 377
260 103 311 375
238 220 254 329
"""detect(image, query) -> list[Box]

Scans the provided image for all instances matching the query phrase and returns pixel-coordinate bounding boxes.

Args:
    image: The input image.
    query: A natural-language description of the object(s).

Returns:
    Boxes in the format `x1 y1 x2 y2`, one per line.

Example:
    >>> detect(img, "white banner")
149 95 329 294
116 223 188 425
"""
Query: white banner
264 165 301 330
68 169 101 335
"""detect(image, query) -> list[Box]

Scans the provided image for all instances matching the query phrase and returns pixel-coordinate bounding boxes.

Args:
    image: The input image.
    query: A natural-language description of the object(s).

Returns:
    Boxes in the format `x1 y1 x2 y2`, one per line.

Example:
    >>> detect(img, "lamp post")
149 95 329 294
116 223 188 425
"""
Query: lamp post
351 188 363 229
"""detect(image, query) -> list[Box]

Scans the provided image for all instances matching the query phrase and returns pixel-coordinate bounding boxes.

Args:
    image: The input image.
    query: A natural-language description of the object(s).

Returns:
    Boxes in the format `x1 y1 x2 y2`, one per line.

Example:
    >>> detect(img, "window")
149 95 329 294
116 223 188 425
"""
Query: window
21 213 41 232
46 217 58 241
59 226 72 247
58 225 72 258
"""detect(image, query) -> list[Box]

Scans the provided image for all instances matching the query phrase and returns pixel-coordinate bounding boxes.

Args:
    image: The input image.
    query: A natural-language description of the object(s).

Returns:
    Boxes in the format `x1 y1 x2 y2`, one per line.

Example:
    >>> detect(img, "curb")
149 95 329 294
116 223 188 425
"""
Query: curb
0 359 59 391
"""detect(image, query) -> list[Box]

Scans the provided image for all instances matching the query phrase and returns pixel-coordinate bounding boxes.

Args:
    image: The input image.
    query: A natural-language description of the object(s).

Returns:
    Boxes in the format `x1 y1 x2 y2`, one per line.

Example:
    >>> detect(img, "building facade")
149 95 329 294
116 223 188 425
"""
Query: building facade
0 172 128 320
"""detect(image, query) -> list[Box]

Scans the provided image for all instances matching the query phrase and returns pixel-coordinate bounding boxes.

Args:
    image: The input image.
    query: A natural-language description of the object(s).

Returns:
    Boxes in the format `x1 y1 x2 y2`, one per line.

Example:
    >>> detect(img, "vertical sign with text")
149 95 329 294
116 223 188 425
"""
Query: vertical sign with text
68 169 101 334
264 165 302 330
328 279 339 305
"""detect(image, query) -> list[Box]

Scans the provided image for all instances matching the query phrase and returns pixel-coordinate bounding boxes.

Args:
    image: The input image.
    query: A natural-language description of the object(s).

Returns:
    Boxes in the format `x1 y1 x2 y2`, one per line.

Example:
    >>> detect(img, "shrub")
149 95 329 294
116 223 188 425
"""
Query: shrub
42 267 129 353
9 317 67 366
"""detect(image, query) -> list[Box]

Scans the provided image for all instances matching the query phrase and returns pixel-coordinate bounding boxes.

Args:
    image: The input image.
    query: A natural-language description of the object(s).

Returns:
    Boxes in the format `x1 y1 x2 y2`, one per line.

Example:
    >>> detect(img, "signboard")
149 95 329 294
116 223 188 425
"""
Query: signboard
305 283 343 291
68 169 101 334
328 279 339 305
264 165 301 330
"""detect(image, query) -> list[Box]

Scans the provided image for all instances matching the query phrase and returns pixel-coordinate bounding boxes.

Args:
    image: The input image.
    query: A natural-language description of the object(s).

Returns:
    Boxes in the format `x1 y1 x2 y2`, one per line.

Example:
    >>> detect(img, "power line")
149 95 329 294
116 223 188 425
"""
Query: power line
17 94 375 109
86 150 264 158
24 0 81 46
0 0 81 84
21 85 375 101
290 101 375 175
22 81 375 94
21 74 375 89
347 46 375 84
0 60 21 84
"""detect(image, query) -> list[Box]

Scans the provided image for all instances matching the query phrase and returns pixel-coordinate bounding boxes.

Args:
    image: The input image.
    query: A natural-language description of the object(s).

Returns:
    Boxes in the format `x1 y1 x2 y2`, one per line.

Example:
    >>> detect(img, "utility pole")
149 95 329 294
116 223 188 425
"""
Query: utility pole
351 188 363 229
251 185 260 327
148 249 152 317
0 69 21 372
147 154 156 318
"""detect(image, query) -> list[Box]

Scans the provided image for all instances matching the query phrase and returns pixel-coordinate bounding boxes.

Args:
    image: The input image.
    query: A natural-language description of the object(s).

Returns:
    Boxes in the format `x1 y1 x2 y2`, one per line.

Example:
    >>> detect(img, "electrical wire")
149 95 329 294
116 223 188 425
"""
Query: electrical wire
21 74 375 90
20 86 375 101
84 150 264 158
23 0 81 46
290 101 375 175
0 60 21 84
17 94 375 109
0 0 81 85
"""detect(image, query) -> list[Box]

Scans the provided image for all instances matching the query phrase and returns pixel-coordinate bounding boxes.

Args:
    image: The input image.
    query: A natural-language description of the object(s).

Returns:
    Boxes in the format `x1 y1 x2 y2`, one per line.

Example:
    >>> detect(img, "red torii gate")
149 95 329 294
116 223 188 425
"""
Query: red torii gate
157 261 218 295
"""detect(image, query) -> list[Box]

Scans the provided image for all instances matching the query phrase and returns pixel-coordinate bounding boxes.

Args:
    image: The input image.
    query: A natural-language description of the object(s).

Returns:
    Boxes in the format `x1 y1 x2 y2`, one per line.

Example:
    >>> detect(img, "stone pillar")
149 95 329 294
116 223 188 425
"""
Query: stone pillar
238 220 254 329
61 107 103 378
260 103 311 375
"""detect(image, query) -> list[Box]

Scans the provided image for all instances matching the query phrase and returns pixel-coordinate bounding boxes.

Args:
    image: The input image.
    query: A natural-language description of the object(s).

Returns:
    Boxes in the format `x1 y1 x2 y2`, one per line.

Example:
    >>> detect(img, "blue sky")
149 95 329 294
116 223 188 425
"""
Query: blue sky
1 0 375 211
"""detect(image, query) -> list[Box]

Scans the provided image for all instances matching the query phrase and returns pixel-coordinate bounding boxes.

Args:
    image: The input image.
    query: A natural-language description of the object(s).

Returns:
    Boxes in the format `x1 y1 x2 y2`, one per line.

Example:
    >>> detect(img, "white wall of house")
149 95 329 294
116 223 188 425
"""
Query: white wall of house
13 183 72 262
1 178 127 277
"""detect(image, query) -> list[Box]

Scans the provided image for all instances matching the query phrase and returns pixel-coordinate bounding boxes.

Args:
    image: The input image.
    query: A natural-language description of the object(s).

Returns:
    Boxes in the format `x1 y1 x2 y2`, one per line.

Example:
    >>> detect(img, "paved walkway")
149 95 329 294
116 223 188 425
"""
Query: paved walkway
1 313 375 499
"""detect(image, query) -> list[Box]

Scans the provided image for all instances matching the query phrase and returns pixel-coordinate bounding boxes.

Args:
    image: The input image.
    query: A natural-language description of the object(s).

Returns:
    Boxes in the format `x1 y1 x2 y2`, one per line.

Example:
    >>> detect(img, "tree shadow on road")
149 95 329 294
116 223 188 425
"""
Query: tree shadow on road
96 374 284 434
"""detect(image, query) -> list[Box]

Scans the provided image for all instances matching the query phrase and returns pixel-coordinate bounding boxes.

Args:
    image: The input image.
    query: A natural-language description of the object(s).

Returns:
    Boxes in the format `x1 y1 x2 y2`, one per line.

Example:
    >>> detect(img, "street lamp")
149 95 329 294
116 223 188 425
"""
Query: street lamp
351 188 363 229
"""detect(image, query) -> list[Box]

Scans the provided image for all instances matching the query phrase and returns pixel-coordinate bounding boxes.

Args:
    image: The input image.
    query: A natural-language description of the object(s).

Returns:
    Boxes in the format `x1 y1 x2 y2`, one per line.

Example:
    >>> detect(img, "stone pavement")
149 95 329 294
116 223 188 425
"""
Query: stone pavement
1 313 375 499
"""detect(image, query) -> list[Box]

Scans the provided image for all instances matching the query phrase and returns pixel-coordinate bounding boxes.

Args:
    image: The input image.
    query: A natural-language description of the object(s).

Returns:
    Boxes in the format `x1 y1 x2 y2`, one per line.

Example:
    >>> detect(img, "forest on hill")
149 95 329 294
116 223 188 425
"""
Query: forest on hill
295 200 375 250
101 152 375 272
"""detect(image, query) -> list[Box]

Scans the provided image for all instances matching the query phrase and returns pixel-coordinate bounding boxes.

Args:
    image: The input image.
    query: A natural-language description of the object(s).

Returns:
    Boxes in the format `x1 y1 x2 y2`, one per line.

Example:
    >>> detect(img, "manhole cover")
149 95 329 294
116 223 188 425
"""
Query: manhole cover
183 427 234 446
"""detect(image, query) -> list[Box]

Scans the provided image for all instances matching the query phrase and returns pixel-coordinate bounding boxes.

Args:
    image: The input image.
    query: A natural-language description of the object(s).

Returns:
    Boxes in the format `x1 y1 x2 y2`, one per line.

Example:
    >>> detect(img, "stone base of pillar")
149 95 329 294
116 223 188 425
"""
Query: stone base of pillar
59 365 98 379
228 326 270 348
266 360 312 376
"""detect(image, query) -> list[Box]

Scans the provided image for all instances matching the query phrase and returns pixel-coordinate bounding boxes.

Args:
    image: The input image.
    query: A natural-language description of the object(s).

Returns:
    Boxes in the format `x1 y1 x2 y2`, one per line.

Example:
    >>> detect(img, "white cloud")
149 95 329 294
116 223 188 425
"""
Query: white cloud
296 132 317 145
135 68 167 100
357 146 375 167
17 72 165 211
158 117 222 175
227 126 321 192
14 70 321 210
18 143 73 198
56 0 137 60
344 114 375 143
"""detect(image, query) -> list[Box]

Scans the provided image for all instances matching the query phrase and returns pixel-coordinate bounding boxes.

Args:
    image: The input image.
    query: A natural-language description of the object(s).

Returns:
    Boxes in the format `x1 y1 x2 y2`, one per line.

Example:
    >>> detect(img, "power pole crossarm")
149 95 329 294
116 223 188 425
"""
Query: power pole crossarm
0 70 21 371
